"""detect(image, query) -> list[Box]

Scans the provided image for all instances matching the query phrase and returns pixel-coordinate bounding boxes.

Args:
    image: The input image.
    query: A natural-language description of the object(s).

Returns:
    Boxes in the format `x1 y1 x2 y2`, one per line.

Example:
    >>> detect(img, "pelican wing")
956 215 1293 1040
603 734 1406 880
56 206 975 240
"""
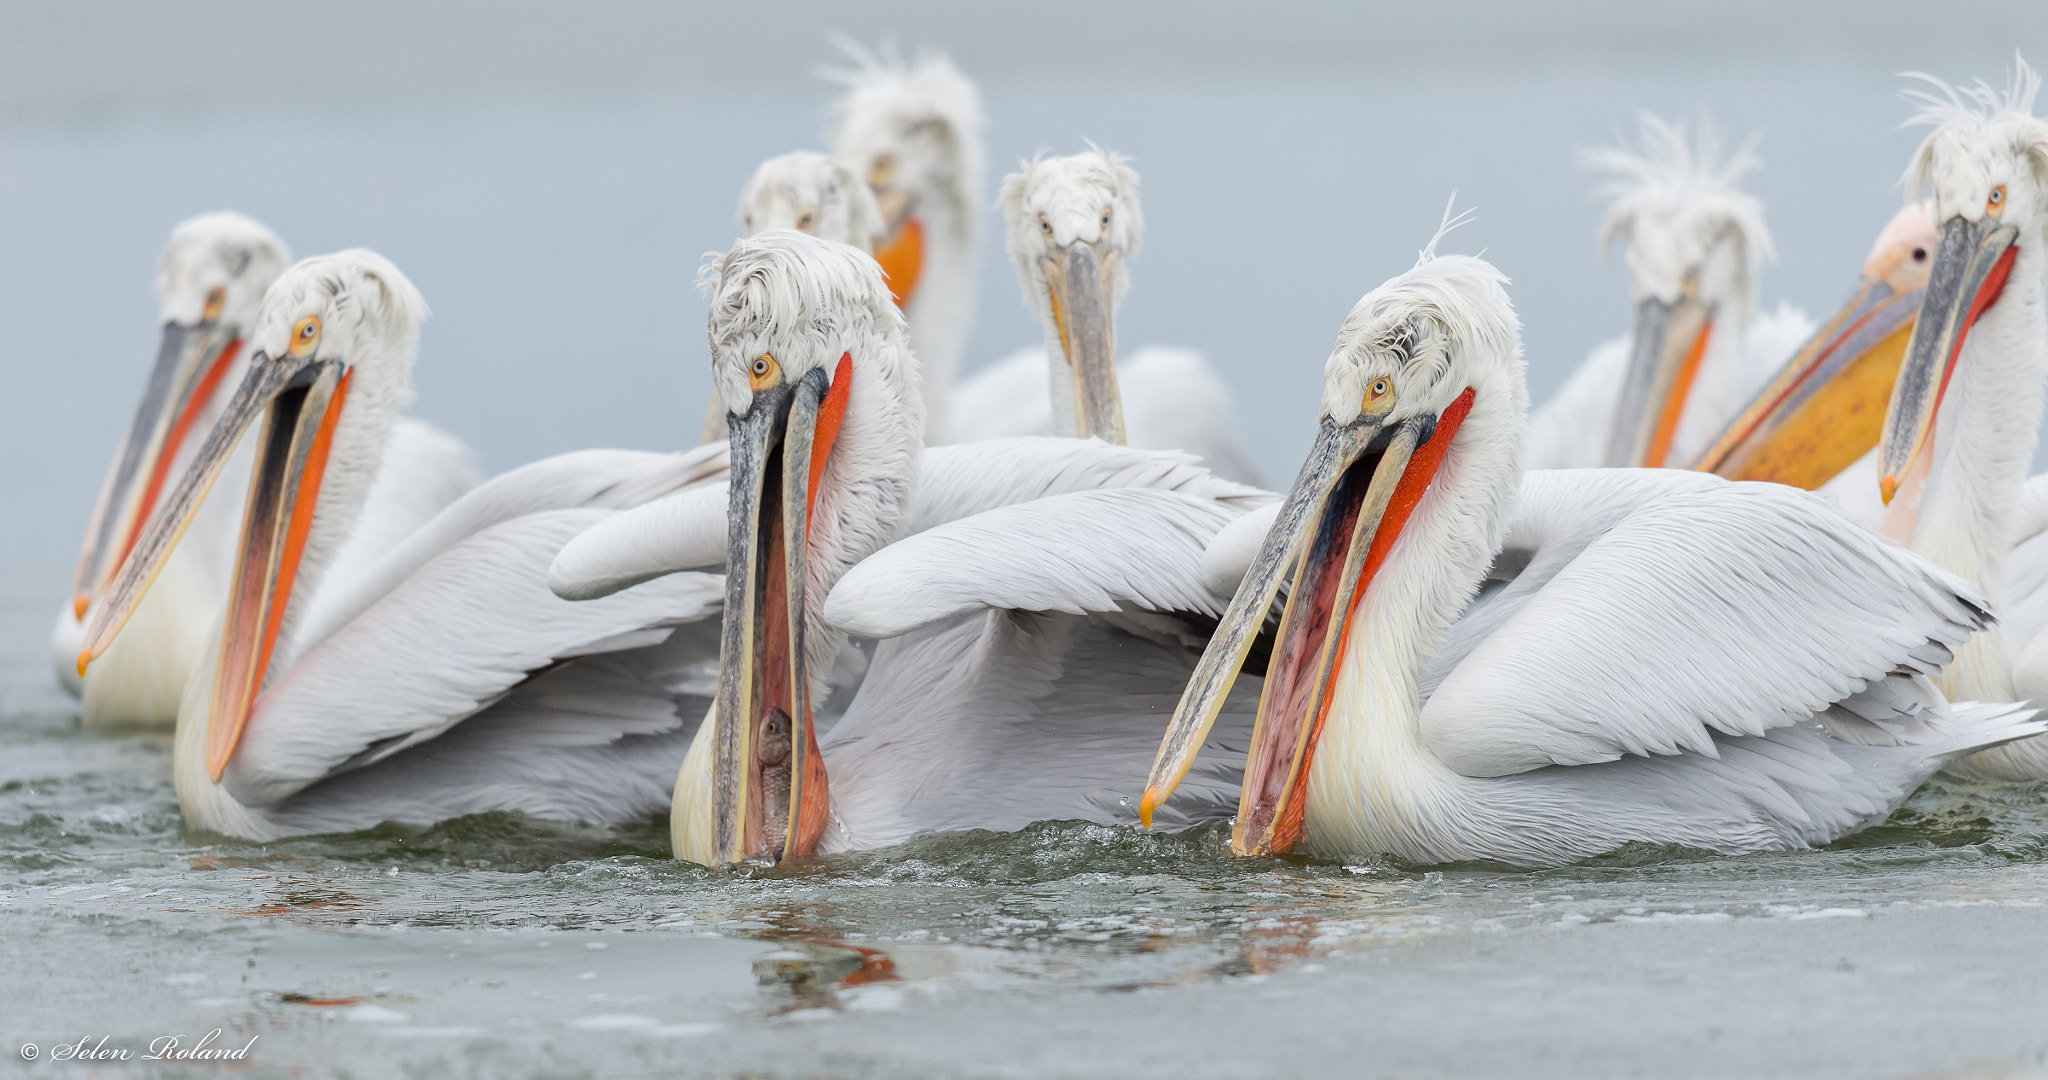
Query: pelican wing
223 506 721 809
825 488 1243 639
546 436 1272 601
301 444 726 650
1417 469 1988 778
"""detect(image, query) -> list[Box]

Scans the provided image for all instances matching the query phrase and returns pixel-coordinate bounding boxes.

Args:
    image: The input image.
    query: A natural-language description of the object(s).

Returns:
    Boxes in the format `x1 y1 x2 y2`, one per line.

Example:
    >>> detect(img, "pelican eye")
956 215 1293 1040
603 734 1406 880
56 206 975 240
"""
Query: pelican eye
1987 185 2007 216
287 316 321 359
796 209 816 232
1039 215 1054 238
1364 377 1395 414
868 153 896 190
1912 247 1927 262
749 354 781 391
201 286 227 323
1100 208 1112 228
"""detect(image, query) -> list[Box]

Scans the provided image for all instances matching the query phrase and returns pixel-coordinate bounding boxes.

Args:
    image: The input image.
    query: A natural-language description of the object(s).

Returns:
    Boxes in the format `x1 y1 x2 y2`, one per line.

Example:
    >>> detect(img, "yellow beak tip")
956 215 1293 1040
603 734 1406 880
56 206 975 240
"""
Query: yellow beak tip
1137 790 1162 830
1879 474 1900 505
71 595 89 621
75 649 92 678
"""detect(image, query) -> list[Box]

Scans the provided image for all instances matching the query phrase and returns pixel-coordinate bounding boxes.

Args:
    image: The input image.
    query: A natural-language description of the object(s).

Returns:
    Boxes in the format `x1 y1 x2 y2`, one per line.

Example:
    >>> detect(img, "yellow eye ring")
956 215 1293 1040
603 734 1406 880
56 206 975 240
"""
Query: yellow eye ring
287 316 321 359
202 286 227 323
749 354 782 391
1988 185 2008 216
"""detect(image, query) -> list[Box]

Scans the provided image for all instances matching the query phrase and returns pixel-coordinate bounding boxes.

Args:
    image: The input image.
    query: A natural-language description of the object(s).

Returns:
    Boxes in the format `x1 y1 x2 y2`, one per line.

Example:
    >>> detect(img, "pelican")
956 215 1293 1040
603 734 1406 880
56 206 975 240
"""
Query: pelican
1526 112 1814 471
1861 59 2048 781
53 213 477 730
1691 201 1939 529
826 43 985 441
78 250 727 840
947 148 1261 483
696 150 888 444
1138 223 2039 868
546 230 1270 866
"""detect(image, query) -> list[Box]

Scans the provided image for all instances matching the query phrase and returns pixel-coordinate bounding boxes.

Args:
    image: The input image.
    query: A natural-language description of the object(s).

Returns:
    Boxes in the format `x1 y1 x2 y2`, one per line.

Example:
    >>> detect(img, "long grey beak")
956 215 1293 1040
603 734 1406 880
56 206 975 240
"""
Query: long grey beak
1605 290 1715 468
1142 409 1432 856
1877 213 2020 505
69 321 243 617
705 365 833 867
1042 240 1126 443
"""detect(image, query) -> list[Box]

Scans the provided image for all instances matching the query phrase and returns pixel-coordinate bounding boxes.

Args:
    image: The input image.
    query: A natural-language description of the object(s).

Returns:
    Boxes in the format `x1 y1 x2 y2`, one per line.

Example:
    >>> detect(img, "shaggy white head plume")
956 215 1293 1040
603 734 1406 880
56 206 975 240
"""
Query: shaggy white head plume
823 40 985 242
1584 111 1772 325
999 146 1145 318
1323 208 1524 430
738 151 886 252
1903 53 2048 235
156 211 293 328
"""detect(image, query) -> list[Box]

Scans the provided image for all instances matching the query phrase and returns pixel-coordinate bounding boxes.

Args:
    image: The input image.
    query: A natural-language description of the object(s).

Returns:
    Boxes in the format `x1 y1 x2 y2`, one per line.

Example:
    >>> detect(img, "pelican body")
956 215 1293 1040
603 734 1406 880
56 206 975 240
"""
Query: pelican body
81 251 726 840
1140 229 2038 868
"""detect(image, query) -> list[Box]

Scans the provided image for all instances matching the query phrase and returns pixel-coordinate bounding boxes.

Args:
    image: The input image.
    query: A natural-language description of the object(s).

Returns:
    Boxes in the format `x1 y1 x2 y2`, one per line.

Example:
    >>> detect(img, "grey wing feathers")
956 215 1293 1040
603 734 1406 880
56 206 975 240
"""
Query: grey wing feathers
820 611 1257 852
257 624 718 835
825 488 1241 639
1418 469 1990 779
226 507 721 808
299 445 727 649
904 437 1271 537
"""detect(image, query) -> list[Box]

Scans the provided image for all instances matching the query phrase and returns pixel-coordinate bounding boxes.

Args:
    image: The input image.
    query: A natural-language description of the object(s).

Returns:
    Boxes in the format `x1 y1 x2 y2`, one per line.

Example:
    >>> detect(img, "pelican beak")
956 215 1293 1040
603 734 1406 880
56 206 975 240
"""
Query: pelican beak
69 319 246 618
704 354 851 866
1877 213 2020 512
1605 285 1714 467
79 347 351 782
1043 240 1125 443
1692 203 1939 487
871 214 924 311
1141 388 1476 856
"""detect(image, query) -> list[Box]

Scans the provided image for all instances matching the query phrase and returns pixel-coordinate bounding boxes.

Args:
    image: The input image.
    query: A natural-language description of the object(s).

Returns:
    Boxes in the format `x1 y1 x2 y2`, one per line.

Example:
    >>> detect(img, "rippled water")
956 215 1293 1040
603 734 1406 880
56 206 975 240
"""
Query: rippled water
2 578 2047 1079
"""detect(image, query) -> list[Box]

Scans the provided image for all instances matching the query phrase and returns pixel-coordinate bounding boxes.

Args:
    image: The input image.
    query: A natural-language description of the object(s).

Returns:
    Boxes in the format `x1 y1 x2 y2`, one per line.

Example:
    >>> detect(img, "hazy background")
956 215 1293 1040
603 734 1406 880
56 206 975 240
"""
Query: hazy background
3 0 2044 567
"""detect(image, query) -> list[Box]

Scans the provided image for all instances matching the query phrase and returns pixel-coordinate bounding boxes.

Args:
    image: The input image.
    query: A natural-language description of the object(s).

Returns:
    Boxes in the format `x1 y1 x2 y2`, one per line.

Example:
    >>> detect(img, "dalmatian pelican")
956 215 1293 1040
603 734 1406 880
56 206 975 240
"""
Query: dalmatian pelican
546 230 1270 865
825 43 985 442
948 147 1261 483
1139 219 2039 868
53 213 477 730
78 250 726 840
1860 58 2048 782
1525 112 1814 471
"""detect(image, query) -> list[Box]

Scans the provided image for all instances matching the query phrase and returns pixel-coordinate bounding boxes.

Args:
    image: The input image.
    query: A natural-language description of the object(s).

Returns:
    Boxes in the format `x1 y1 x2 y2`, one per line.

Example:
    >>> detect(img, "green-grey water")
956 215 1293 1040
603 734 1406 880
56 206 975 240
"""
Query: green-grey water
4 572 2048 1080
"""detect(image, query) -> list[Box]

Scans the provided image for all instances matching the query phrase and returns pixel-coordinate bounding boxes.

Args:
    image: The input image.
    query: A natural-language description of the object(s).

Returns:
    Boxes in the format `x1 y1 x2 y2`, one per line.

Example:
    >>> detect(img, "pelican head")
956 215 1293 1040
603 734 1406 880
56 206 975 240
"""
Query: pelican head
825 45 984 312
1144 220 1527 856
738 151 886 255
1878 57 2048 511
70 212 291 619
81 251 426 784
698 229 923 866
1587 112 1772 467
1692 201 1938 487
1000 147 1144 442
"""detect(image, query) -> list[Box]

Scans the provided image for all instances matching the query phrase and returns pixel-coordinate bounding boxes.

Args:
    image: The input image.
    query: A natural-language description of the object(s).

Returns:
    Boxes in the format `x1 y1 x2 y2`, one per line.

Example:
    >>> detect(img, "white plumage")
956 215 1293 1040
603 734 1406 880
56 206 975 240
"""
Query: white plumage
1142 236 2039 868
550 230 1270 863
54 214 478 729
81 250 727 841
